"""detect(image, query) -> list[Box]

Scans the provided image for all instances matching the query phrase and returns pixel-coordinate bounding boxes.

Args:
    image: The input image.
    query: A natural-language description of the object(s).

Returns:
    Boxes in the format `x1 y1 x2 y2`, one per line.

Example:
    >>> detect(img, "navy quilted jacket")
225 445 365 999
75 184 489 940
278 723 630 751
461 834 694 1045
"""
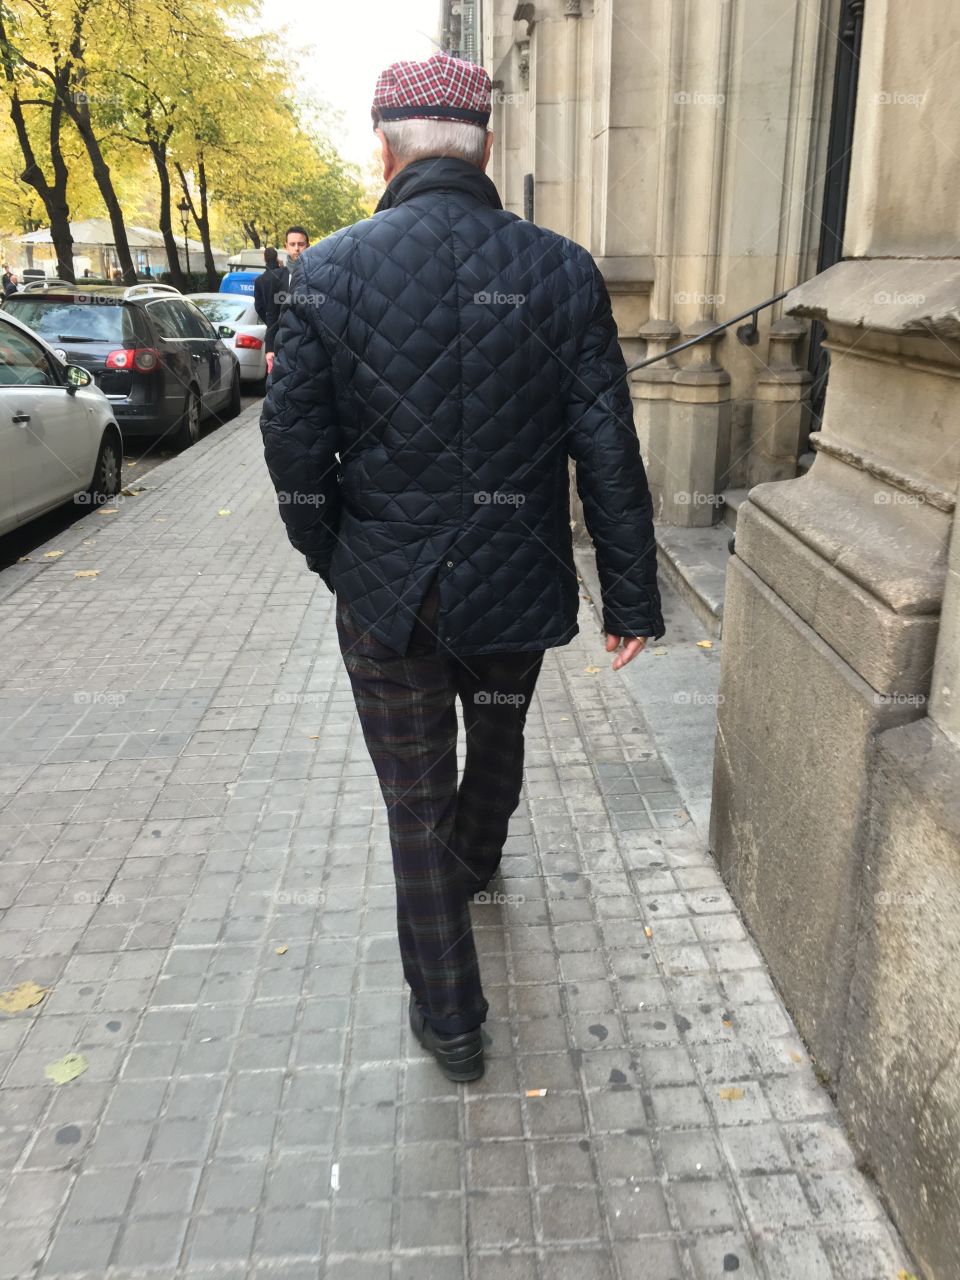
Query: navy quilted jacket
260 156 663 655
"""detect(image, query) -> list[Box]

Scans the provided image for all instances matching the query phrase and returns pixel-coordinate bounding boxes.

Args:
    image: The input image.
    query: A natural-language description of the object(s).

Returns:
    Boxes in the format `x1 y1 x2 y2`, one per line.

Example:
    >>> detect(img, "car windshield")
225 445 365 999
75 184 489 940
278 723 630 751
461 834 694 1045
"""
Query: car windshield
3 297 136 343
192 298 251 324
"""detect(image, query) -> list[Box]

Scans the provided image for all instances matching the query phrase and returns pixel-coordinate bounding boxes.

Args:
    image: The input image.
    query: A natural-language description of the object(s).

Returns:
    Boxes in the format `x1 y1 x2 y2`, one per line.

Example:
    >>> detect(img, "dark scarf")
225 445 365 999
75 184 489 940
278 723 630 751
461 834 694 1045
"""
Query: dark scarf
374 155 503 213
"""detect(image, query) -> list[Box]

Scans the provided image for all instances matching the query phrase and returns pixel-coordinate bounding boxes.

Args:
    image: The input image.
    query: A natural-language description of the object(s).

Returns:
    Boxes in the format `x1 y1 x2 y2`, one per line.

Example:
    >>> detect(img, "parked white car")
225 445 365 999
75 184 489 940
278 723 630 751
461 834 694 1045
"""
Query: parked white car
0 310 122 536
188 293 267 385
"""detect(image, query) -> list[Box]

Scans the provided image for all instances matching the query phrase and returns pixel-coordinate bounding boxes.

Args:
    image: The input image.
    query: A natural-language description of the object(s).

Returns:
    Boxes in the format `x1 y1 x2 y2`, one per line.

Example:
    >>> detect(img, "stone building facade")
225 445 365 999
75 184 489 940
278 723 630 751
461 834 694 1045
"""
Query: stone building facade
444 0 960 1273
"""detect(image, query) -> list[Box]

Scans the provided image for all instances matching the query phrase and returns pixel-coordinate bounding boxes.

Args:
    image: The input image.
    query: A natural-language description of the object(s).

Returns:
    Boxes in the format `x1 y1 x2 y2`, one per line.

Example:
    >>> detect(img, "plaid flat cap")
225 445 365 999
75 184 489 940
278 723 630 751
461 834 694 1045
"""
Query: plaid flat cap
372 52 492 128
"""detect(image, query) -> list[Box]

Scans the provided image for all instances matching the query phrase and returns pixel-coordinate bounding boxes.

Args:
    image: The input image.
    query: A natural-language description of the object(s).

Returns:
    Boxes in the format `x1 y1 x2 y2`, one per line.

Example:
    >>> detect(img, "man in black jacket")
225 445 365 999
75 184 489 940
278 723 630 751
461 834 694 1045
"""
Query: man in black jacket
253 246 283 324
264 225 309 373
261 53 663 1083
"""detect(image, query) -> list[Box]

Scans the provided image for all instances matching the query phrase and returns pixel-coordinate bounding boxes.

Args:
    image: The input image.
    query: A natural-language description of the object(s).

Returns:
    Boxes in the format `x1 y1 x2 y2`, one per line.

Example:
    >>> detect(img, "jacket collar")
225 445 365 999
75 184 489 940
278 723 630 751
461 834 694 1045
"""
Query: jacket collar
375 156 503 213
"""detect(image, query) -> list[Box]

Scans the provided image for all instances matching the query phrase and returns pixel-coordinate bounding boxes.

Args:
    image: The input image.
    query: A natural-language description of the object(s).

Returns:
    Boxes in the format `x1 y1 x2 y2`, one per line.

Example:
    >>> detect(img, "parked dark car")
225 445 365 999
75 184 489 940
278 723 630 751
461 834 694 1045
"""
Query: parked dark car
1 282 241 449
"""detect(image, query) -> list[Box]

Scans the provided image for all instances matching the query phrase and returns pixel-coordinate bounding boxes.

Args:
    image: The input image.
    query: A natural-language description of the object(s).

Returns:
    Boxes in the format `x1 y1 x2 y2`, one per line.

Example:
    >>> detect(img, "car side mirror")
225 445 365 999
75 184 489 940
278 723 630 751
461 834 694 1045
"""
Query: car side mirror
65 364 92 392
218 325 235 339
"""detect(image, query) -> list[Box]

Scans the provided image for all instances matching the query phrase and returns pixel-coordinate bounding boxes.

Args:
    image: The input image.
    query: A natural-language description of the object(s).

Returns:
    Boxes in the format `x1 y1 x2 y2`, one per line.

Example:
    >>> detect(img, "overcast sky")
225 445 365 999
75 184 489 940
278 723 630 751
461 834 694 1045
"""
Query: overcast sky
258 0 443 170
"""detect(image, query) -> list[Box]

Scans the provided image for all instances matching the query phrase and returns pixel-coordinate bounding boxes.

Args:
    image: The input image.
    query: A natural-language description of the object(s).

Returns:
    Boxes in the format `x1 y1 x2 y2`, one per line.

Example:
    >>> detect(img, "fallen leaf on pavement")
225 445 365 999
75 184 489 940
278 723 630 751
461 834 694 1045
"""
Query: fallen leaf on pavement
96 508 118 515
696 640 713 649
789 1050 803 1063
43 550 64 559
584 665 601 674
44 1054 88 1084
307 734 319 740
643 926 654 939
121 486 146 496
0 981 48 1014
17 555 31 562
74 570 99 579
218 508 231 516
275 945 288 955
719 1086 744 1101
651 647 668 656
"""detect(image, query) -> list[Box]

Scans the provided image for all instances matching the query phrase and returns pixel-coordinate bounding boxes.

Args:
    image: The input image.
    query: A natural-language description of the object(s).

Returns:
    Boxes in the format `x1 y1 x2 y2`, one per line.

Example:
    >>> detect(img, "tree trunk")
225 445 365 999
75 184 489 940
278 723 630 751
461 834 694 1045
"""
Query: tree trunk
175 156 218 289
242 220 261 249
47 188 75 281
195 157 218 289
0 20 75 280
66 98 137 284
147 132 186 290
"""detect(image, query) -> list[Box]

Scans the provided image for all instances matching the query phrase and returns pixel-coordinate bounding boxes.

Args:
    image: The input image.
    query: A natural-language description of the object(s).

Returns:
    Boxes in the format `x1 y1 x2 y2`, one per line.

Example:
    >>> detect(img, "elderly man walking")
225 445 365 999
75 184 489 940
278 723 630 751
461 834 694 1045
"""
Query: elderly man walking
261 52 663 1083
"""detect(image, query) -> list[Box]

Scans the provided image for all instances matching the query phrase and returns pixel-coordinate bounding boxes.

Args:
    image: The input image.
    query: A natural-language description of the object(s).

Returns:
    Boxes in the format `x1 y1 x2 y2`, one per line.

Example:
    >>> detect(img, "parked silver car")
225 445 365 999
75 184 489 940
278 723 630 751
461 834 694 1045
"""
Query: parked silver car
0 309 122 535
188 293 267 385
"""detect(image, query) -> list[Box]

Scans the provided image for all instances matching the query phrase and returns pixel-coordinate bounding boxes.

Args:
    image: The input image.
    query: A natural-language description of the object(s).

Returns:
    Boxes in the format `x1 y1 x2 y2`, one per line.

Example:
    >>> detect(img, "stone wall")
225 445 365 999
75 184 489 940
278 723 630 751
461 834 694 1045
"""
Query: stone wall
711 1 960 1273
481 0 840 521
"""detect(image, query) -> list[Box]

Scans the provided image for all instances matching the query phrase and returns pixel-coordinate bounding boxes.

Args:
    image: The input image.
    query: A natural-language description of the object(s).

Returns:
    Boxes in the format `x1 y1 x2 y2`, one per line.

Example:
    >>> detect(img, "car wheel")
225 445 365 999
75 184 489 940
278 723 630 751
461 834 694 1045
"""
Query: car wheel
175 387 201 450
86 431 122 505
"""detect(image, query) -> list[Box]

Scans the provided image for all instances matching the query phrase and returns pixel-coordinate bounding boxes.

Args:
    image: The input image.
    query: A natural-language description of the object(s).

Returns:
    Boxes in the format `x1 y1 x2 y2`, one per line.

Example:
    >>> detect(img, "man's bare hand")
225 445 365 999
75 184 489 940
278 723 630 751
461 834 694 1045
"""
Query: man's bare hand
605 634 647 671
266 352 275 375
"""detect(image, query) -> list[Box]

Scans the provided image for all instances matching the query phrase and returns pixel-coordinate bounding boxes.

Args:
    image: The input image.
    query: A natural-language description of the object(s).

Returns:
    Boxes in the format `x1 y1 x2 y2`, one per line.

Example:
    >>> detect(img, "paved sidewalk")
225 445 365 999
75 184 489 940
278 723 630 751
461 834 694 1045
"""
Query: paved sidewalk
0 405 912 1279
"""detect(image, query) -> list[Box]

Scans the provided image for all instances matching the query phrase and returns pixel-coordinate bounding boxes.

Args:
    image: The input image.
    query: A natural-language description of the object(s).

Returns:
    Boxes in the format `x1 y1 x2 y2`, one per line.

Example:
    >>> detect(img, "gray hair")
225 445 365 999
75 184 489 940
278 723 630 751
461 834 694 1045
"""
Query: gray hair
379 118 487 167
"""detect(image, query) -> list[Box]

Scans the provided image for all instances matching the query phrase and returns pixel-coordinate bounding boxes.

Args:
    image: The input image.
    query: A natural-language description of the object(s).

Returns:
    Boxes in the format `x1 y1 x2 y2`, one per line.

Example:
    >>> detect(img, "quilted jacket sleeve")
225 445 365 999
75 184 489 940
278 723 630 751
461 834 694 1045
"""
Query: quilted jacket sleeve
260 264 341 589
565 261 664 640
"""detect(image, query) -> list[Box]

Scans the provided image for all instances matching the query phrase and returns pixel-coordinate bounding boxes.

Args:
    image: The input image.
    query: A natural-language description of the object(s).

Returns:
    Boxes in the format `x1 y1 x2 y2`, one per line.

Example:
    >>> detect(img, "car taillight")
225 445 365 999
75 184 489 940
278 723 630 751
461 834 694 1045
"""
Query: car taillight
235 333 263 350
106 347 160 373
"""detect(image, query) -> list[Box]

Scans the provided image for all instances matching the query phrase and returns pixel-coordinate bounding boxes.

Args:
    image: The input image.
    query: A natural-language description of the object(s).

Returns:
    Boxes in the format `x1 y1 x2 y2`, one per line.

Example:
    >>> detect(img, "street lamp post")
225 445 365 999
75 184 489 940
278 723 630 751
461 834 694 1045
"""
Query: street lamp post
178 197 191 279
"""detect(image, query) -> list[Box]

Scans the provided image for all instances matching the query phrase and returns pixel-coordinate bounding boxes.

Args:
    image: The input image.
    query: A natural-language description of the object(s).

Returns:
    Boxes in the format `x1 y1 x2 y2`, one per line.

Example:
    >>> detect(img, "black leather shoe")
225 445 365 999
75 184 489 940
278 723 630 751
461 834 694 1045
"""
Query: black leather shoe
409 993 484 1083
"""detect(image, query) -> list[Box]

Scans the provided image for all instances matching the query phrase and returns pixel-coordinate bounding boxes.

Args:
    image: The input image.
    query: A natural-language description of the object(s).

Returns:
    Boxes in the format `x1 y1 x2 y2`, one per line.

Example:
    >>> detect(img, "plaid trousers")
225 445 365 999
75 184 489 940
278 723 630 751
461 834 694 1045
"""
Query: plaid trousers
336 577 544 1035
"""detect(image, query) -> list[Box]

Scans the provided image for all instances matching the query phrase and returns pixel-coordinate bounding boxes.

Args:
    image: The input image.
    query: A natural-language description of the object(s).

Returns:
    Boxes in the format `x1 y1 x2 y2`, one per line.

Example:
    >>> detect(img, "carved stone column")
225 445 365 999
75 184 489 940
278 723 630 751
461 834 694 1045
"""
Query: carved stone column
665 322 731 527
630 319 679 524
748 317 812 486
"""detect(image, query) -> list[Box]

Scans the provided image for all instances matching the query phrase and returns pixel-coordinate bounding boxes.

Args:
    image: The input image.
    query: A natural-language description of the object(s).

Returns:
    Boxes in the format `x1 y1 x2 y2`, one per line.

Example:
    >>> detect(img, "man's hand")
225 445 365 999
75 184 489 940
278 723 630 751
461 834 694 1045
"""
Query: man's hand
605 634 647 671
266 352 275 375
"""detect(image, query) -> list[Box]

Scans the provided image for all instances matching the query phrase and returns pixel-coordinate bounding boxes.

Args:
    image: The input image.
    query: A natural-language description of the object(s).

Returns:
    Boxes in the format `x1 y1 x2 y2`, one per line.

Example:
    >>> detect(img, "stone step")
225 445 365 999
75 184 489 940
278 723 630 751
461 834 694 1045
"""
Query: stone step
654 523 731 637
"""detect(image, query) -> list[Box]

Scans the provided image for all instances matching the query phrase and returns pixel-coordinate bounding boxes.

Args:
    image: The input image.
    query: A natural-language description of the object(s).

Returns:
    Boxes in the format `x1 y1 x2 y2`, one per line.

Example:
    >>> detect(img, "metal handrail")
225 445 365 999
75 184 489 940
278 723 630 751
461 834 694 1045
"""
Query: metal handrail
625 288 792 372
